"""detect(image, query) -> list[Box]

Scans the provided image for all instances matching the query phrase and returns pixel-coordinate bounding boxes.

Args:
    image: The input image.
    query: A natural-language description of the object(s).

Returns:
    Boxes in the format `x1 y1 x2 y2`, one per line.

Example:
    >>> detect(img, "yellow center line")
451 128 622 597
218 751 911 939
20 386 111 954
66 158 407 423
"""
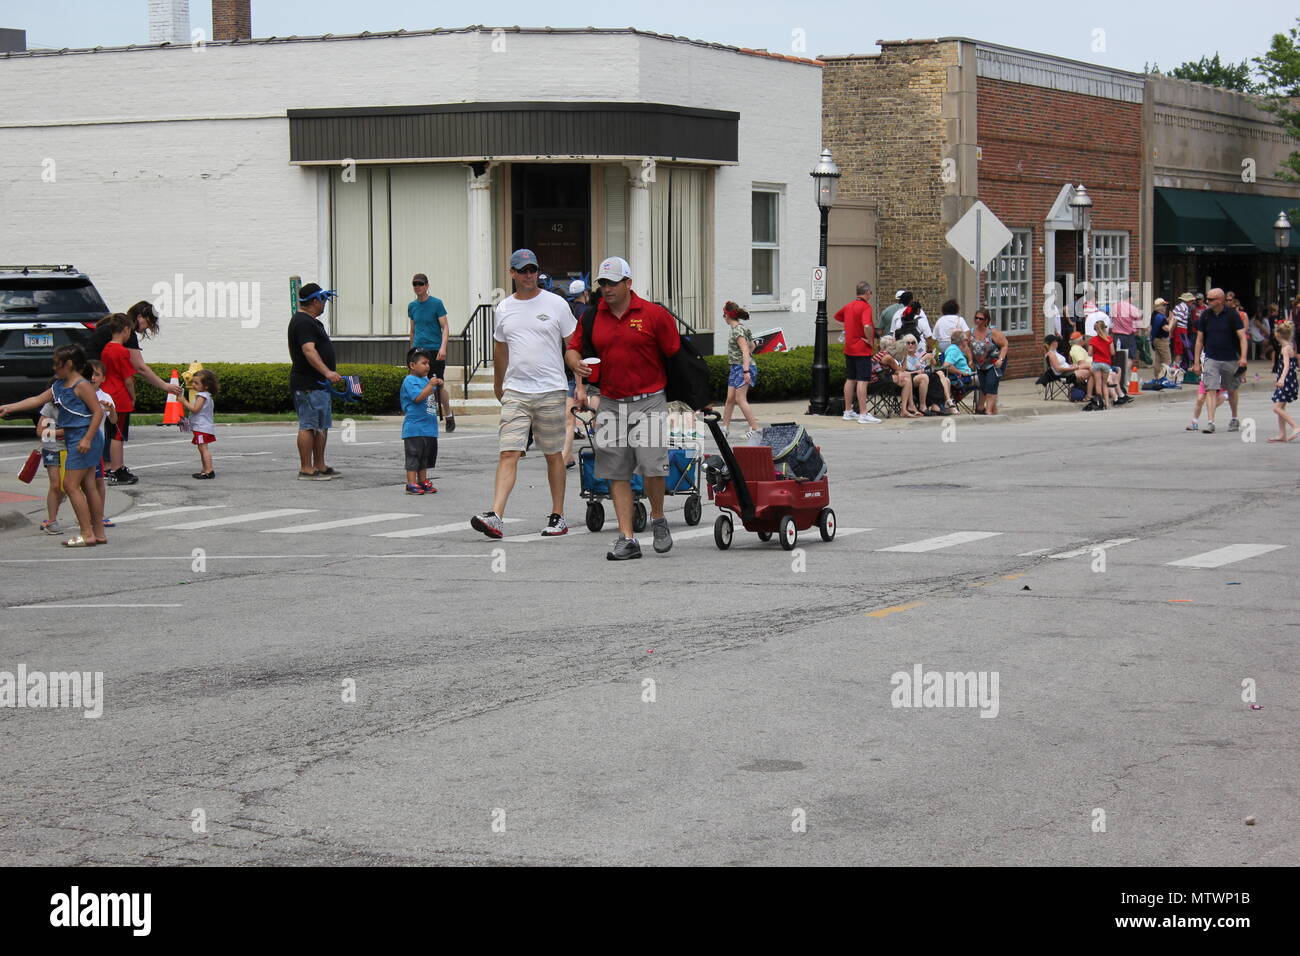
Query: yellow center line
865 601 925 618
1002 573 1025 580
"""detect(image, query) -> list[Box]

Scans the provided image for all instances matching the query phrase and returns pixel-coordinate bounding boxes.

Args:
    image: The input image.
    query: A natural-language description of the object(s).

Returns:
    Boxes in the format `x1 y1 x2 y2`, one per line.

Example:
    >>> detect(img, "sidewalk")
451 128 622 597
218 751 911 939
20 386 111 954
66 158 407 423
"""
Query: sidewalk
736 362 1278 432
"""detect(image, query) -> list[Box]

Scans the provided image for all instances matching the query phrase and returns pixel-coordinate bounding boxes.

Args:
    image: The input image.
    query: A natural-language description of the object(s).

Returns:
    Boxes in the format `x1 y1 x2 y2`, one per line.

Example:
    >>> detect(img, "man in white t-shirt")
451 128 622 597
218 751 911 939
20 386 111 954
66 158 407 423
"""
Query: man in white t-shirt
470 248 578 540
931 300 970 352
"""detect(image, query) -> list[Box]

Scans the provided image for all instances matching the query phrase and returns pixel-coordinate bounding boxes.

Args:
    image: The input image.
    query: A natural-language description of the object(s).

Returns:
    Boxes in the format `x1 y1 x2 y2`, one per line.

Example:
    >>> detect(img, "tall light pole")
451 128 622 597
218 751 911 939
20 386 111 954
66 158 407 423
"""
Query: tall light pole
808 148 840 416
1069 185 1093 327
1275 211 1292 310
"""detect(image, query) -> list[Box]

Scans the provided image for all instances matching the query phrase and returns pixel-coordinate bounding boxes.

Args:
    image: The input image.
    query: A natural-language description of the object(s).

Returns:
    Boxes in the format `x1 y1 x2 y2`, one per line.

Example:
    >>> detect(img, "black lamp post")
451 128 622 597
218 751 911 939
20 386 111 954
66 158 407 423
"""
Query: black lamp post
808 148 840 415
1275 211 1292 308
1068 185 1093 328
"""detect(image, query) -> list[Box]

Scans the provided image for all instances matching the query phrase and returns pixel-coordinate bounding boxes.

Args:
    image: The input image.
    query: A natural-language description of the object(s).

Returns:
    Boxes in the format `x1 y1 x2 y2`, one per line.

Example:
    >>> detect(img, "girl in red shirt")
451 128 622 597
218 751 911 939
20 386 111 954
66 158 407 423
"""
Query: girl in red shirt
100 314 137 474
1087 320 1114 410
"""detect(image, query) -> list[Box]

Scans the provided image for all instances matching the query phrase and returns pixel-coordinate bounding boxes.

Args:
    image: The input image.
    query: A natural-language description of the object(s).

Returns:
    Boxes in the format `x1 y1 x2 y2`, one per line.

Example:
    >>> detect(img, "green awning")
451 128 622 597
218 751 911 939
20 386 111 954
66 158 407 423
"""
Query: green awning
1155 187 1300 255
1217 191 1300 252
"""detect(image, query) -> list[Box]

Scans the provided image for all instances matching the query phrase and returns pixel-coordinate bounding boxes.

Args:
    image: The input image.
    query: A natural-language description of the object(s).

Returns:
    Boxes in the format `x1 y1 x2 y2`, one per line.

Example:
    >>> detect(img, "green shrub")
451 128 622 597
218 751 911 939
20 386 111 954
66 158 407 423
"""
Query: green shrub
705 344 847 402
134 363 407 415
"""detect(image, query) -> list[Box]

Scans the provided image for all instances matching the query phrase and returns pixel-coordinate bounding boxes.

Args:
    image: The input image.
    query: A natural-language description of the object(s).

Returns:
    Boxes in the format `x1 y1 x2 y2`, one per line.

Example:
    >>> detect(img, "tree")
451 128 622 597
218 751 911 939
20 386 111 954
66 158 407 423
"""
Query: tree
1169 54 1259 92
1254 19 1300 182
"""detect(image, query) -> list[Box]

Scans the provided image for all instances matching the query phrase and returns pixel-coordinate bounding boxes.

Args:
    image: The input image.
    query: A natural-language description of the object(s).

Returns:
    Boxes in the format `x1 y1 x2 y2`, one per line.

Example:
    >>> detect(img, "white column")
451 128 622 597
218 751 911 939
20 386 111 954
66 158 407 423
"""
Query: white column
1043 226 1056 335
466 163 496 307
625 159 653 294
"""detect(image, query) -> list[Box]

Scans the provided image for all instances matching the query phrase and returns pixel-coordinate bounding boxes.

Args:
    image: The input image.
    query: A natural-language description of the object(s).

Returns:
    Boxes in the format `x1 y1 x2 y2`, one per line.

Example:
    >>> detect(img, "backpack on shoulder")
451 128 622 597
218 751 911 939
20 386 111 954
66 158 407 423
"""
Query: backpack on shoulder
581 302 713 411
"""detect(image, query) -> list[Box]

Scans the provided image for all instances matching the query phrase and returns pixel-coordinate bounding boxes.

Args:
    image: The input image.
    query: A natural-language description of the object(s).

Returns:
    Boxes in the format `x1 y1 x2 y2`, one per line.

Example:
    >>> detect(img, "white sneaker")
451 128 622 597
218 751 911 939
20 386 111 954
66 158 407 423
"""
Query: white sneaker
858 412 881 424
842 410 858 421
744 428 761 442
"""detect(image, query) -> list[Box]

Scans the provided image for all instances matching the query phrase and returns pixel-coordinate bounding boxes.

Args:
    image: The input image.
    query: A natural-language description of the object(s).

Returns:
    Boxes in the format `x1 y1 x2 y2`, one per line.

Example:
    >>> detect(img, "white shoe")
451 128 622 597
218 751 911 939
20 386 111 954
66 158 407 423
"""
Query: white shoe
744 428 761 442
842 410 858 421
857 412 881 424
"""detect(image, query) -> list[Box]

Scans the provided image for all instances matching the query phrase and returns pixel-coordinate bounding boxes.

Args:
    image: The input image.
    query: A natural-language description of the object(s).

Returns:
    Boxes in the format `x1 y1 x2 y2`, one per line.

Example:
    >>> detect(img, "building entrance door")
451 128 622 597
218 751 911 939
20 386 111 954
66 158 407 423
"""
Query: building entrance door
512 164 591 285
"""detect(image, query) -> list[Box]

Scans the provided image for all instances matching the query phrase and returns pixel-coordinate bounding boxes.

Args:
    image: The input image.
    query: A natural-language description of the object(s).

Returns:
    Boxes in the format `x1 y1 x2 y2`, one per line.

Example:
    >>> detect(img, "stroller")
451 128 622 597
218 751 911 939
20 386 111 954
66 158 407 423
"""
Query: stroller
572 408 704 532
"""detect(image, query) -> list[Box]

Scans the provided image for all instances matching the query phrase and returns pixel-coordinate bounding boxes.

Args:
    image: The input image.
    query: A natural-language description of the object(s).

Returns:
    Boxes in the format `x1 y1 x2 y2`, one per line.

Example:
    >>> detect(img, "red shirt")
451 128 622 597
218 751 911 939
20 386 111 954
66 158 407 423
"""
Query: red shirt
834 299 874 357
101 341 136 413
1089 335 1113 366
566 292 681 400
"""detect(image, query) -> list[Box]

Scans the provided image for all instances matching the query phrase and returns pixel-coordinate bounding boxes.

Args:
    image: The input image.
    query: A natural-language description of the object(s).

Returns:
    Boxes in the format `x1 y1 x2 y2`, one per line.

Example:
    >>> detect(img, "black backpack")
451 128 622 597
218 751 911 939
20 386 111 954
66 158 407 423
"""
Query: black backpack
895 304 922 344
580 302 714 411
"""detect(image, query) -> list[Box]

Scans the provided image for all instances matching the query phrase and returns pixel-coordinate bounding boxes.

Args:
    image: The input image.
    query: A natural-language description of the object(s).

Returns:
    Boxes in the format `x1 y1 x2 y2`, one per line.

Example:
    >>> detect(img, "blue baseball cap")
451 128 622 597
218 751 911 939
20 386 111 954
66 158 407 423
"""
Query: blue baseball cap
510 249 539 270
298 283 337 304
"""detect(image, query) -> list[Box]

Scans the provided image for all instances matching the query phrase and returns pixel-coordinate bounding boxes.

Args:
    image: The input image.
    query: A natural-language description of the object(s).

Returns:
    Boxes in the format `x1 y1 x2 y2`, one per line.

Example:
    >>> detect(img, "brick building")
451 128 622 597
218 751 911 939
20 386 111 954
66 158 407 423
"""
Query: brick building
825 39 1146 380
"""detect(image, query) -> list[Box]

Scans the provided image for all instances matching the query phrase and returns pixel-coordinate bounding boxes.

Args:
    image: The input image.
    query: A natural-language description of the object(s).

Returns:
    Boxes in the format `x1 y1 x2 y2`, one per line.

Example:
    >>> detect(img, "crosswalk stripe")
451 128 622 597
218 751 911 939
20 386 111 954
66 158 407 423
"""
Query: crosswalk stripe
878 531 1001 553
1166 544 1285 569
504 527 593 542
1048 538 1138 559
373 518 524 538
262 513 419 534
157 508 316 530
109 506 227 524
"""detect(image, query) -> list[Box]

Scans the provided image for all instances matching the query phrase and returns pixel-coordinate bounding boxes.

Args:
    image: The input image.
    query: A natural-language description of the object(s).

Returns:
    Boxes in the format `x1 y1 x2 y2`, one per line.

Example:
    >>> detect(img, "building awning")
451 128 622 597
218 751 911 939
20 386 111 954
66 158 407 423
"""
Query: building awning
287 101 739 165
1155 187 1300 255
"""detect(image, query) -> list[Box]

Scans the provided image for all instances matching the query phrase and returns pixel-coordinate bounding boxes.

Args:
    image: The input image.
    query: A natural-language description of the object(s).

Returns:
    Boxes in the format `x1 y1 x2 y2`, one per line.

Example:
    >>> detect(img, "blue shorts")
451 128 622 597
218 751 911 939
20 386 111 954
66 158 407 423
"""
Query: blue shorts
728 364 759 389
62 428 103 470
566 378 576 399
41 448 61 469
1092 362 1112 375
293 388 333 431
845 355 873 382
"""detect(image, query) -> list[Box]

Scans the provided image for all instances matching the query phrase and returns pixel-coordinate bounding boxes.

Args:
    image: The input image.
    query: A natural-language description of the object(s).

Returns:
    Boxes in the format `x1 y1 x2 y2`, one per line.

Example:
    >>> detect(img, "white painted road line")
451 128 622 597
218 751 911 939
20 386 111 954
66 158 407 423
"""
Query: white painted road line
12 603 184 609
878 531 1002 553
374 518 524 538
120 461 182 470
1166 544 1286 569
1018 547 1052 556
262 513 419 534
109 506 228 523
0 555 329 563
1048 538 1138 559
504 527 593 542
157 508 316 530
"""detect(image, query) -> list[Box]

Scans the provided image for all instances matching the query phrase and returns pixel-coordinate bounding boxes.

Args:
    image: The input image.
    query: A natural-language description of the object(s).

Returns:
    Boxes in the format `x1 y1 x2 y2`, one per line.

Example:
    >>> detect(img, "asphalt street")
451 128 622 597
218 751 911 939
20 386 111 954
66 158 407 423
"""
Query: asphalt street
0 389 1295 866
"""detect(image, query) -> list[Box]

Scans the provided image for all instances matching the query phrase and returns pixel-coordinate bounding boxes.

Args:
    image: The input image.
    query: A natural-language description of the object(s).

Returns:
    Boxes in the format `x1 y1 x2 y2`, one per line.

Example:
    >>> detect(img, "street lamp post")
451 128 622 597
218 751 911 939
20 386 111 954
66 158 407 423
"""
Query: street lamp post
1275 211 1292 309
1069 185 1093 326
808 148 840 416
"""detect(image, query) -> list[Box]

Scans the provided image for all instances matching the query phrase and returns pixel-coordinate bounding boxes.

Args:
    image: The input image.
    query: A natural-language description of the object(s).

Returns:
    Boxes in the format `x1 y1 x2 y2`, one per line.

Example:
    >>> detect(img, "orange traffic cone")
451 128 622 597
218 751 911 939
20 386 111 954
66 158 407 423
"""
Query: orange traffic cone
162 369 184 424
1128 370 1141 396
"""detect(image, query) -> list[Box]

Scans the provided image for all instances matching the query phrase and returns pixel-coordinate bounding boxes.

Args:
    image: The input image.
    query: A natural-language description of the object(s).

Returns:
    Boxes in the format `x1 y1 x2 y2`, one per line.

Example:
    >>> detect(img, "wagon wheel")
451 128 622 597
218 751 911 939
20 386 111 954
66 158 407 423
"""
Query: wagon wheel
778 514 798 551
683 494 702 526
633 501 648 534
757 531 773 542
713 514 733 550
818 507 836 542
585 500 605 533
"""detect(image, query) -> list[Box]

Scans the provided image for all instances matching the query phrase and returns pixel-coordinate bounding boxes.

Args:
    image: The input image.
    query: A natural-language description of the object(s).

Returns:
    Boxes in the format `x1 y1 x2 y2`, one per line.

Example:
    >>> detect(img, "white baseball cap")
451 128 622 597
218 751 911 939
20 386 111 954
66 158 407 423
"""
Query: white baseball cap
568 279 586 295
894 290 906 301
596 256 632 283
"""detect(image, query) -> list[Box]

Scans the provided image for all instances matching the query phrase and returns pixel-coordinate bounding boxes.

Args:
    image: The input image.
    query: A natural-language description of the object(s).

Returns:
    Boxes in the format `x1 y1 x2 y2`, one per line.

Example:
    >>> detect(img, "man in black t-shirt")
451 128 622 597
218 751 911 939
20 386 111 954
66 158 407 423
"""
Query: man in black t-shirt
1191 287 1248 434
288 283 342 480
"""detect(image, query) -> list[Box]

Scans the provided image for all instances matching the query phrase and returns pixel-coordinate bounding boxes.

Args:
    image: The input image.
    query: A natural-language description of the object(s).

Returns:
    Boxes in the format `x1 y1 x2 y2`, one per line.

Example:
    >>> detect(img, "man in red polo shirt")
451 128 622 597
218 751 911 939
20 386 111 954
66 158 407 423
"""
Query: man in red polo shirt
567 256 681 561
833 282 878 423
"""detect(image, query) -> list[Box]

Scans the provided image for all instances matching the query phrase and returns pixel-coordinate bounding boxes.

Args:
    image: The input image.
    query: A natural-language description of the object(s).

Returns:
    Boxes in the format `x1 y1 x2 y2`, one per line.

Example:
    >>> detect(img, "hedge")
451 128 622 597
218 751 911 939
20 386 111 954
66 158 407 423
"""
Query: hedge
129 347 843 414
704 344 847 402
134 363 407 415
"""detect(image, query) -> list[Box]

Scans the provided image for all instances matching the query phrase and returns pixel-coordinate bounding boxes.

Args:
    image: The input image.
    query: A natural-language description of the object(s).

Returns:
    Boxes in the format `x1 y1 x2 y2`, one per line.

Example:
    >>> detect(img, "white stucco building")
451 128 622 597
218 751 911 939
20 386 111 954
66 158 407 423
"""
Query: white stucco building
0 26 823 366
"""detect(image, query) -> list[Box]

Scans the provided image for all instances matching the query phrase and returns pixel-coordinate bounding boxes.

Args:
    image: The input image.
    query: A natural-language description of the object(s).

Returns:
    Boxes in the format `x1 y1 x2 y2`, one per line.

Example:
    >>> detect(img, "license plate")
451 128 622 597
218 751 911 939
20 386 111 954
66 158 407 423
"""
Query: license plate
24 333 53 348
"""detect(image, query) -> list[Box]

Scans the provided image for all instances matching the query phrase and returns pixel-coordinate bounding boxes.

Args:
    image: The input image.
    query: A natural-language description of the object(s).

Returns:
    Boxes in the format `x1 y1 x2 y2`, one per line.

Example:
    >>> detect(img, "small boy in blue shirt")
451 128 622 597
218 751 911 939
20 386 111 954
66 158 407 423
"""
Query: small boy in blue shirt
401 349 443 494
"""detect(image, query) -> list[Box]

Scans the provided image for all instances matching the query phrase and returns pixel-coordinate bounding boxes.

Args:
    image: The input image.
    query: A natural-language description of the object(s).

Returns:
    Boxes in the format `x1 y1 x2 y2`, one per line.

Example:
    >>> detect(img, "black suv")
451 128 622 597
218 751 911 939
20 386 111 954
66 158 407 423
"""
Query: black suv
0 265 109 406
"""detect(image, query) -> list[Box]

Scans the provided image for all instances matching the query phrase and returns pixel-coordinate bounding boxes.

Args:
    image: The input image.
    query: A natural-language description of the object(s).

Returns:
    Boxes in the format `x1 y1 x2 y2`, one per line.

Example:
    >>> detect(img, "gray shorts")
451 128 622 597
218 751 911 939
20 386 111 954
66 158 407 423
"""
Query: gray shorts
293 388 332 431
1200 357 1241 391
592 391 670 482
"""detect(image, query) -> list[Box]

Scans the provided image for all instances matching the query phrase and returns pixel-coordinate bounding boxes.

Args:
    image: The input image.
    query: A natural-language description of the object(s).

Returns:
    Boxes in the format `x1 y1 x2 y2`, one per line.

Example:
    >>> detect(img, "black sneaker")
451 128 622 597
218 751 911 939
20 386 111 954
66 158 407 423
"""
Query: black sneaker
606 536 642 561
192 471 215 479
112 467 139 485
445 414 456 433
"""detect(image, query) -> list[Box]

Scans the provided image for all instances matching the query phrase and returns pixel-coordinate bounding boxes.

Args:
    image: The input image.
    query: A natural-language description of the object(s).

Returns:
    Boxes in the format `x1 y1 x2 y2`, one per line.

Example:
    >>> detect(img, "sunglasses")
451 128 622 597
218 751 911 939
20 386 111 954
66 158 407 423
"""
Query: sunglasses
597 278 626 288
515 266 539 275
412 281 427 287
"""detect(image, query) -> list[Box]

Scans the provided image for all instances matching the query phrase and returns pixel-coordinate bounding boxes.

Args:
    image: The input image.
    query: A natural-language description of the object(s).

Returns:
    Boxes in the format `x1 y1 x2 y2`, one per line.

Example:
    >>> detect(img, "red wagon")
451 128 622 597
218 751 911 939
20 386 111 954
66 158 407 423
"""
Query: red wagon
700 411 835 551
